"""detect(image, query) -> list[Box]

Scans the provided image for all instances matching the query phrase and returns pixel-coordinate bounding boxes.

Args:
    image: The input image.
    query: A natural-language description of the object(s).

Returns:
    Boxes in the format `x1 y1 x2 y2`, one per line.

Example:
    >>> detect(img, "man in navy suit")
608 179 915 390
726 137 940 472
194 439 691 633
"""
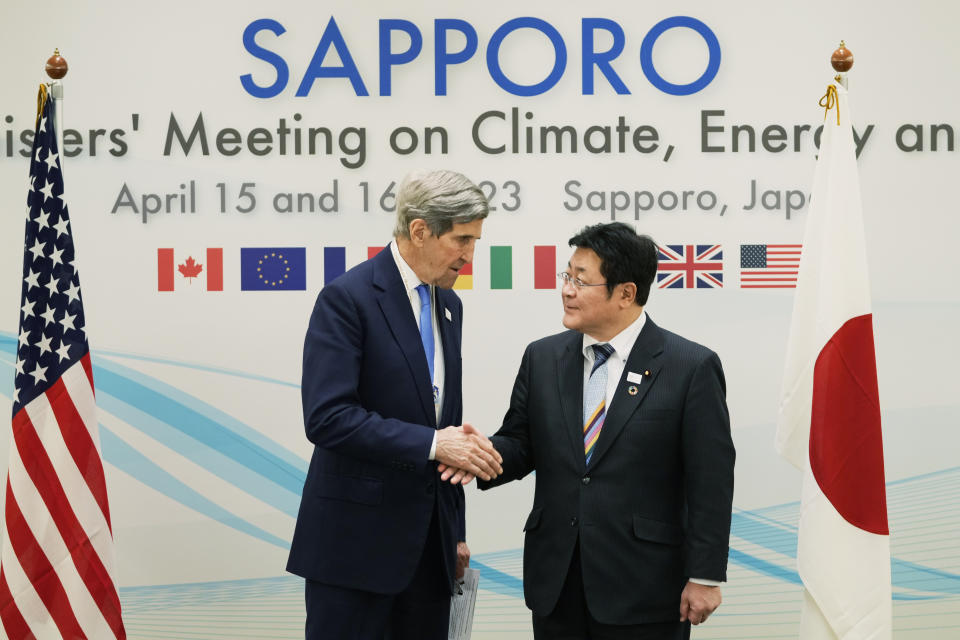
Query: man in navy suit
471 223 735 639
287 170 503 640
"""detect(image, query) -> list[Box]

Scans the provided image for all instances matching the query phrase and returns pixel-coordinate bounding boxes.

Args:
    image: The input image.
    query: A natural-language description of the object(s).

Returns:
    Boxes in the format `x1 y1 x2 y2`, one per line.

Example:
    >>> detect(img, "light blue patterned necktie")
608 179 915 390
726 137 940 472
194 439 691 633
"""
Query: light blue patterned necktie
583 343 615 463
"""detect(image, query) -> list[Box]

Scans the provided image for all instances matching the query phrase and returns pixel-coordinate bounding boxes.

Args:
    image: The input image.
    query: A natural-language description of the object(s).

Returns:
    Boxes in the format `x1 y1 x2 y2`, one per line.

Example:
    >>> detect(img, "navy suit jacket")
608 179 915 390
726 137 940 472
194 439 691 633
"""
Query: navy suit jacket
480 317 735 624
286 245 466 595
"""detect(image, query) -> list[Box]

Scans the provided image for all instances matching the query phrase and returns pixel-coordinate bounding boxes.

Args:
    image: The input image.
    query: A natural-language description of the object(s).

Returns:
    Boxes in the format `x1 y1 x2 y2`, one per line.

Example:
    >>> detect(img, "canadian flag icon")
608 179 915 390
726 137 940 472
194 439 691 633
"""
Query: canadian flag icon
157 248 223 291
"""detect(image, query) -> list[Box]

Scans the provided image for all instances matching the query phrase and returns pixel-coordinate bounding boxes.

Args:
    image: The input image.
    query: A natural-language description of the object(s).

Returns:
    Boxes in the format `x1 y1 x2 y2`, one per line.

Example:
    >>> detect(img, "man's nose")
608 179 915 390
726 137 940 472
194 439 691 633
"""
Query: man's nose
463 240 476 263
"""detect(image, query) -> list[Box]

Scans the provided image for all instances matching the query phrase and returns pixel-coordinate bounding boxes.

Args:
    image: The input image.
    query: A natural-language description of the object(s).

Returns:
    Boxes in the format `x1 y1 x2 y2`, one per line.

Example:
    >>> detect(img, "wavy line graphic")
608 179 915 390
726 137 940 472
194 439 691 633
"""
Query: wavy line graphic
1 332 959 603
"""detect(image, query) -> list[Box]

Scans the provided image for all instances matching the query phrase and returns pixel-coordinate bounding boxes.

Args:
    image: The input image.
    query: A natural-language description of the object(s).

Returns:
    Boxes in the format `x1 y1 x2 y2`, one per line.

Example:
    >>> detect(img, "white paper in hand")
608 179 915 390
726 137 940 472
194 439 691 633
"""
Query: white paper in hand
448 567 479 640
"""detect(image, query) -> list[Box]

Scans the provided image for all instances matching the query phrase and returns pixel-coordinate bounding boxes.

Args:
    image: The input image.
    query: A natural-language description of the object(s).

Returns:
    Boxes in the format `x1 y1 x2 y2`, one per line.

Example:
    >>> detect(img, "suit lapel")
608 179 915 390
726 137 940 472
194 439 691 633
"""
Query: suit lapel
372 245 436 426
435 289 460 428
557 334 587 473
586 318 666 470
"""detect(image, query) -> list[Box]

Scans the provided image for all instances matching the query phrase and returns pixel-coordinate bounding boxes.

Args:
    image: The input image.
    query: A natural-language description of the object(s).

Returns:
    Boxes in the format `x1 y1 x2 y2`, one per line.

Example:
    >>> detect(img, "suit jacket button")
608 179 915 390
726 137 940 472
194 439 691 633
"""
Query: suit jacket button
570 517 578 526
582 476 590 485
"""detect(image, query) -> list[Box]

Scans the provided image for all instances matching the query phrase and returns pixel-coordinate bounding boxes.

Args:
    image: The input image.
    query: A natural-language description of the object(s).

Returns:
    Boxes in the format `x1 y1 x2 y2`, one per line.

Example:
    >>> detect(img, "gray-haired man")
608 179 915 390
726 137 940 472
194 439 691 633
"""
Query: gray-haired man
287 170 502 639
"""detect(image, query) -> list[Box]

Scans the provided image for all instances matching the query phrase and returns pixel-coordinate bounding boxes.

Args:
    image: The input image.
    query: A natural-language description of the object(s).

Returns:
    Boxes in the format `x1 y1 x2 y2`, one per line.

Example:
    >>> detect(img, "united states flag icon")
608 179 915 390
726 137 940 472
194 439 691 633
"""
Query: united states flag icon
740 244 802 288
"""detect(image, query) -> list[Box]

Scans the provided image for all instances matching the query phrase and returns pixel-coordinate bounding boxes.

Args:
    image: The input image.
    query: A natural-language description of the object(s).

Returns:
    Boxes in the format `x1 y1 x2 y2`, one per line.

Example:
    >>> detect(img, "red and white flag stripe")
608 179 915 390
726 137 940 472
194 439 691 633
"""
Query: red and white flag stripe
1 356 125 639
777 82 891 640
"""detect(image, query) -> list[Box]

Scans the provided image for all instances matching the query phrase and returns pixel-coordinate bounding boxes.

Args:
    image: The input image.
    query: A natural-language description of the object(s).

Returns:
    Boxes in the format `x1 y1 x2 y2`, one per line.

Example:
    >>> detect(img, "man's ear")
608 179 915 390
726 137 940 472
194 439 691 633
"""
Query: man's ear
620 282 637 307
409 218 428 246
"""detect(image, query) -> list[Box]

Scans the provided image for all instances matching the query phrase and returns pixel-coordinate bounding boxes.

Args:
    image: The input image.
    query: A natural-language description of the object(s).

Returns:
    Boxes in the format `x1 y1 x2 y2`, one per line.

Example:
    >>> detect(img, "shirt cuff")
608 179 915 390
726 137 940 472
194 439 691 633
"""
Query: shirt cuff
688 578 722 587
428 433 437 461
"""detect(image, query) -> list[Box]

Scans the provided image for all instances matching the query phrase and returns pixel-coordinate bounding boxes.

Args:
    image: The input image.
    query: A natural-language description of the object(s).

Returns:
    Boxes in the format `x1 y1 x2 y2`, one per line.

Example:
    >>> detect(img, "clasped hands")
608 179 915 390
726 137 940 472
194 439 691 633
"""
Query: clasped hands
435 423 502 485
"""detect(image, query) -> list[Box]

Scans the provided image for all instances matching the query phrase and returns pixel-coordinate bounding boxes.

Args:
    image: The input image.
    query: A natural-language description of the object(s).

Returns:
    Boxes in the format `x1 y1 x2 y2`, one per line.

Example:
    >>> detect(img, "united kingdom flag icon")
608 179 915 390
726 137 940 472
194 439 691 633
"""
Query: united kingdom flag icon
656 244 723 289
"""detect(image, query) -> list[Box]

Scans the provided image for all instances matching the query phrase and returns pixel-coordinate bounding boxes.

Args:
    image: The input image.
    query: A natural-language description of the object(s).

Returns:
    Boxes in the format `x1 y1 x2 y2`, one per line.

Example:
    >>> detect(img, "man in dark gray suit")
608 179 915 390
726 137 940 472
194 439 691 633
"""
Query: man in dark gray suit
469 222 735 639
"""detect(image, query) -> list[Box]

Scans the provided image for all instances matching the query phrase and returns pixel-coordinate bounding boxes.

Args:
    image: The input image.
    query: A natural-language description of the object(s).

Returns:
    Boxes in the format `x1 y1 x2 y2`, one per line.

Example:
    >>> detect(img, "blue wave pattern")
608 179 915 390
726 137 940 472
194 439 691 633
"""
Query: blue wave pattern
1 332 958 638
0 332 305 549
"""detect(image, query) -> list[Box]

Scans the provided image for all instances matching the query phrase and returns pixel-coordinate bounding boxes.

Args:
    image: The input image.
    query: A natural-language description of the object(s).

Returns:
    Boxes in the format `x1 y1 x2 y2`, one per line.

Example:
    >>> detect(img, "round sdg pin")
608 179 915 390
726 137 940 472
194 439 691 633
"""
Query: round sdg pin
628 385 639 396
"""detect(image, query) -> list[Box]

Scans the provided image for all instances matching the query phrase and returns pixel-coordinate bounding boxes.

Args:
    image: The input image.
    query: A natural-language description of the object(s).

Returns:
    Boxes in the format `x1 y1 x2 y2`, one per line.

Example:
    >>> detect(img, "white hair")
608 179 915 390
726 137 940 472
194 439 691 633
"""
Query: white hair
393 170 489 239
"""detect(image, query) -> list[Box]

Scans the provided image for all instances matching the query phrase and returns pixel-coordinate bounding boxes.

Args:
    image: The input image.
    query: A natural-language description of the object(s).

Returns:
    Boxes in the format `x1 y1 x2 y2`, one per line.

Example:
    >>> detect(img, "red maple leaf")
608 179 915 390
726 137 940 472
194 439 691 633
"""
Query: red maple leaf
178 256 203 282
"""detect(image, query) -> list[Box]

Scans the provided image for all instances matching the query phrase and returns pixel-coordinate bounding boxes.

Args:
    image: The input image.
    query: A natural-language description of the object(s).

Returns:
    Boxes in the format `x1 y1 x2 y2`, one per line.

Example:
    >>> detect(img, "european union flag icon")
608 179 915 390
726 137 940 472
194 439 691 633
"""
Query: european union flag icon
240 247 307 291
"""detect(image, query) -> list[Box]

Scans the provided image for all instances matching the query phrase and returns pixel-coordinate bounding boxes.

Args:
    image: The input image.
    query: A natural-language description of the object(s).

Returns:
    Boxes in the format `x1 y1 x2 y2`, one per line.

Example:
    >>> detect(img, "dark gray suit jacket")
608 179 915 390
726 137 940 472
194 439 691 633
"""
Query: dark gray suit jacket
480 316 735 624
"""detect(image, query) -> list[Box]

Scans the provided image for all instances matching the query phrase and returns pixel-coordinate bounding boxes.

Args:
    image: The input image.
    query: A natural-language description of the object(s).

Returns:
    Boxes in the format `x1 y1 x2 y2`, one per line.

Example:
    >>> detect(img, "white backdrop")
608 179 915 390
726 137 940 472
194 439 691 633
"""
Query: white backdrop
1 1 958 638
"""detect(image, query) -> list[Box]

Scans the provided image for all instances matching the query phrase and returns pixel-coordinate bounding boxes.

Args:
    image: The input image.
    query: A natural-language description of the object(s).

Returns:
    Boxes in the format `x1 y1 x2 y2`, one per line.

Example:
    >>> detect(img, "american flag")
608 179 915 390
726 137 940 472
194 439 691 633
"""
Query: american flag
0 88 125 638
656 244 723 289
740 244 802 288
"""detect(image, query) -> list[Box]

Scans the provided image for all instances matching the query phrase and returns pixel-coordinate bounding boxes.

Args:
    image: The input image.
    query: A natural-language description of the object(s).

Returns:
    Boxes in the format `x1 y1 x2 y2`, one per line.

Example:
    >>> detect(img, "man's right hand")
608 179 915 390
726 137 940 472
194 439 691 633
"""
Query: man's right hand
435 423 503 482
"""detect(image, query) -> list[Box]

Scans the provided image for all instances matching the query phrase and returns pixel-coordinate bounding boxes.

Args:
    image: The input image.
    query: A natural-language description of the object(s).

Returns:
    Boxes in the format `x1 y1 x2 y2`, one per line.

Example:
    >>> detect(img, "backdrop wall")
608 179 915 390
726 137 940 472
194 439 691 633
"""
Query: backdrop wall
1 1 958 638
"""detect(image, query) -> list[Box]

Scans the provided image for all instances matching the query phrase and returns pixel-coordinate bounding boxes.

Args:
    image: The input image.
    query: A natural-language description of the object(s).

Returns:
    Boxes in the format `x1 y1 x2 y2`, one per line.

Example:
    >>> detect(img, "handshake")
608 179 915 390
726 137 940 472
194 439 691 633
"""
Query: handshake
435 424 503 485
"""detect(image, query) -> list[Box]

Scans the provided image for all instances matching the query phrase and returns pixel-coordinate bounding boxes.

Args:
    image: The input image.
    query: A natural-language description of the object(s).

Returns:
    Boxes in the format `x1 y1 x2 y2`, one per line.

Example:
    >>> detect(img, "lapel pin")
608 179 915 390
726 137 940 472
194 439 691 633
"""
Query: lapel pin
628 385 639 396
444 308 452 321
644 370 650 377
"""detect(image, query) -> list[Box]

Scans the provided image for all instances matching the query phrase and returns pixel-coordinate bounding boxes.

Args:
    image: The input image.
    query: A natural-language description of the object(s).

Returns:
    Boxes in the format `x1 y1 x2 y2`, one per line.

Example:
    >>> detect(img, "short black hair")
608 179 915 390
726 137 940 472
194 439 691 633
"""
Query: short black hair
568 222 657 305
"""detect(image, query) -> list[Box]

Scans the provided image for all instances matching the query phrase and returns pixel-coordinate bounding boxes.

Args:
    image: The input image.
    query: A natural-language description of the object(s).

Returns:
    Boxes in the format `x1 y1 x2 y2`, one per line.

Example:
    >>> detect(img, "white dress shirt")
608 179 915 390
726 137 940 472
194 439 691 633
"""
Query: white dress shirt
390 242 444 460
580 310 720 587
581 311 647 408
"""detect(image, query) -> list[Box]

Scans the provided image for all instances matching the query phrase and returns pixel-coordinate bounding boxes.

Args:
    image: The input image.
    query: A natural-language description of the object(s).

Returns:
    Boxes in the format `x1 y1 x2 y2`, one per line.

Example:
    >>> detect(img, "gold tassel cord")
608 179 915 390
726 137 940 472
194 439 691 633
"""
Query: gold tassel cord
36 83 48 127
819 84 839 125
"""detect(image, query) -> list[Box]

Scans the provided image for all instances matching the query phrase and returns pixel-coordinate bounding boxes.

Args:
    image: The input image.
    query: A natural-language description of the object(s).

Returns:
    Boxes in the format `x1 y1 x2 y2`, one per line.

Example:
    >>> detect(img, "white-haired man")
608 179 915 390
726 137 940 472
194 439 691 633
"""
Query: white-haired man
287 170 503 639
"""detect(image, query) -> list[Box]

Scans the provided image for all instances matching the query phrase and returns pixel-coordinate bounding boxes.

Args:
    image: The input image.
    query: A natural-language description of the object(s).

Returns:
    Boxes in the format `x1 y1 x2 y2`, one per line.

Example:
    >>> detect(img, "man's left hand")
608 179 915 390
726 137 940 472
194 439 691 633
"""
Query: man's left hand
438 463 475 485
456 541 470 580
679 582 721 625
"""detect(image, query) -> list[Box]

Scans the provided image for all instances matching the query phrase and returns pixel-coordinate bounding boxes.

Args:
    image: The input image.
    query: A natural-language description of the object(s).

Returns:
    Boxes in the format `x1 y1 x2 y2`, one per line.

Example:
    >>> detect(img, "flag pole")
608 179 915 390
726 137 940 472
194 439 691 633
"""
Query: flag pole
45 49 68 154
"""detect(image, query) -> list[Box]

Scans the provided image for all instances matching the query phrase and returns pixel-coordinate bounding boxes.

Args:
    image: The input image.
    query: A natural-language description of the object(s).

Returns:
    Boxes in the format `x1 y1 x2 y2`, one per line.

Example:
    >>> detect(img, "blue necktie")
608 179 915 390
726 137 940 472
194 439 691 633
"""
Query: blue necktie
416 284 434 384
